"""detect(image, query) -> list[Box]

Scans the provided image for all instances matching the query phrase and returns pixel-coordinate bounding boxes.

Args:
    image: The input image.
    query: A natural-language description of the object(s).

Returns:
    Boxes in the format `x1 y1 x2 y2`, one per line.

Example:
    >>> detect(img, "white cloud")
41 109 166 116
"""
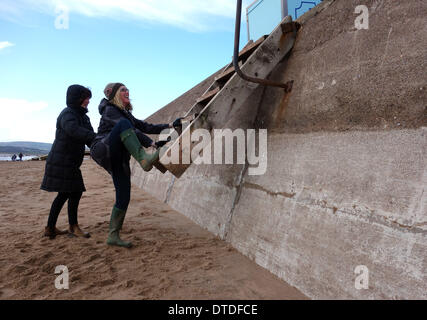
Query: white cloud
0 98 48 113
0 0 253 31
0 41 15 50
0 98 56 143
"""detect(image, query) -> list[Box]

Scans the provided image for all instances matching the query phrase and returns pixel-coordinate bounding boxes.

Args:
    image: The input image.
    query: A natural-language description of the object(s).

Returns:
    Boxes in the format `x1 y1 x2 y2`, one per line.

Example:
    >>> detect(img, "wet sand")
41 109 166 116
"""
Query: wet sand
0 159 307 300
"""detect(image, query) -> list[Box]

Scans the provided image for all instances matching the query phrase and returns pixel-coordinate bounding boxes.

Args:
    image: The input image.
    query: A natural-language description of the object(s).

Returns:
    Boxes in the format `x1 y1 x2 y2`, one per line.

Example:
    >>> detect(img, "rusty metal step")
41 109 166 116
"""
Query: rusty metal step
195 87 220 105
214 67 236 84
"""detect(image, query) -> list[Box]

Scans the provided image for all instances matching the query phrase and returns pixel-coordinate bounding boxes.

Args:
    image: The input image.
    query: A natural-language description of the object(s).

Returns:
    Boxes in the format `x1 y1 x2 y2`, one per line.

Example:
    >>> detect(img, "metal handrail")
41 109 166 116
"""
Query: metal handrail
233 0 294 89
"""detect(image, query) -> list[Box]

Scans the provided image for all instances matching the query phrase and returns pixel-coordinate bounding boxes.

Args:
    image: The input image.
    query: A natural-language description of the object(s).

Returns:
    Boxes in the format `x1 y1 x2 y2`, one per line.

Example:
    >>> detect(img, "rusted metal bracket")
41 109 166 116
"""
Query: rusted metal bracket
234 0 296 92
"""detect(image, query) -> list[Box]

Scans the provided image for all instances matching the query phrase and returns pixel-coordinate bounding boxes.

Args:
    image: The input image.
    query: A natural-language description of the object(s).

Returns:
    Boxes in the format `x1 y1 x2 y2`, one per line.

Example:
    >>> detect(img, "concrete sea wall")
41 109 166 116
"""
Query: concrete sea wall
132 0 426 299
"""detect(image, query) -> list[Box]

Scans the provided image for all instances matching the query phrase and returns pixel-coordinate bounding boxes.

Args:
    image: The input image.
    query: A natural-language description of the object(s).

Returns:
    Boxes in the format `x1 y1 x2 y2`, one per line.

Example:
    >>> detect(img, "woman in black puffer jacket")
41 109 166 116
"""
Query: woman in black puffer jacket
91 82 181 248
41 84 96 239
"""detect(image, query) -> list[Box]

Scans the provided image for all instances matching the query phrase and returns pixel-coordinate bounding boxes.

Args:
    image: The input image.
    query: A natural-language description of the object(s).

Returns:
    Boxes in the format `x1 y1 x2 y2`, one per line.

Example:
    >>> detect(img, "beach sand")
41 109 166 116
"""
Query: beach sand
0 159 307 300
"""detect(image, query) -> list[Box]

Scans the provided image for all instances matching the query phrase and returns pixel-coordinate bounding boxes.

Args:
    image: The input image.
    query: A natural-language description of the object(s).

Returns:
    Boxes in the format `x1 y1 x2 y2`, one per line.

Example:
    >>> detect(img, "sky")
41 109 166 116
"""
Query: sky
0 0 255 143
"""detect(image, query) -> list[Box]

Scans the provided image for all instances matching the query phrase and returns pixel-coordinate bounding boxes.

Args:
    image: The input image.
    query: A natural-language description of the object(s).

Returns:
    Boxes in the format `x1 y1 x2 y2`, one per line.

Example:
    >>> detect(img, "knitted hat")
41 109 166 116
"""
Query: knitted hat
103 83 116 98
108 83 125 101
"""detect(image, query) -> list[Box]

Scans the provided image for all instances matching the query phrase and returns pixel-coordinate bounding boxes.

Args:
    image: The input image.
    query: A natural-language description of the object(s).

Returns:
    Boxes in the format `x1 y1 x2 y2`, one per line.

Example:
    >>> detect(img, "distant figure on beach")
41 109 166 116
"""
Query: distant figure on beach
41 84 96 239
18 153 23 161
90 82 182 248
11 154 17 161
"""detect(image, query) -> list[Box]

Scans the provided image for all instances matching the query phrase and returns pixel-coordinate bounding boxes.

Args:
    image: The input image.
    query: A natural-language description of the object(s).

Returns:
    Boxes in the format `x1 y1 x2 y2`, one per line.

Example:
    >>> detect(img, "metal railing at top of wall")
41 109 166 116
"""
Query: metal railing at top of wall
234 0 296 90
246 0 287 42
246 0 323 41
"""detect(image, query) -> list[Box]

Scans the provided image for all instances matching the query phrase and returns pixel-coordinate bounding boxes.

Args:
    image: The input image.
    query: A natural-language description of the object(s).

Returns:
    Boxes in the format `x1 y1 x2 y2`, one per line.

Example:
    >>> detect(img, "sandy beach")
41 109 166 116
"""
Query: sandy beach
0 159 306 300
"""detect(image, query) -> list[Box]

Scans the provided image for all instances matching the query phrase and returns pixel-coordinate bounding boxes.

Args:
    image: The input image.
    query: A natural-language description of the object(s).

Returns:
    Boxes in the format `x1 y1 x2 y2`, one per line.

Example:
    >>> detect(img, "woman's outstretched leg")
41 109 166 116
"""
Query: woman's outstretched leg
109 118 159 172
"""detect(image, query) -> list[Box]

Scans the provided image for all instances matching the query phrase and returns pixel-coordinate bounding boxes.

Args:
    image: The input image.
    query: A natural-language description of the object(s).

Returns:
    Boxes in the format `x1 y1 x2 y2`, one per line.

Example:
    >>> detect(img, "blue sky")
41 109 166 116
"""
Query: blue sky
0 0 255 143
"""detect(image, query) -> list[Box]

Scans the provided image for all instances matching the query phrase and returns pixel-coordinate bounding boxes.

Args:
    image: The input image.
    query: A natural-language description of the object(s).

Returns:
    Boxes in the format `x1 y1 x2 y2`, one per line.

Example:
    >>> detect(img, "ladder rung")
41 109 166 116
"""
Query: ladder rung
196 87 220 104
153 161 168 174
214 67 236 83
238 35 268 61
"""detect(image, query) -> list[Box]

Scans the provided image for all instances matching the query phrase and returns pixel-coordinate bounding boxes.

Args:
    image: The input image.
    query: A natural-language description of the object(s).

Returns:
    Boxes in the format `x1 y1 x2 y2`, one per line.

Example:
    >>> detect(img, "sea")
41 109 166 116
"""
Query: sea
0 154 40 161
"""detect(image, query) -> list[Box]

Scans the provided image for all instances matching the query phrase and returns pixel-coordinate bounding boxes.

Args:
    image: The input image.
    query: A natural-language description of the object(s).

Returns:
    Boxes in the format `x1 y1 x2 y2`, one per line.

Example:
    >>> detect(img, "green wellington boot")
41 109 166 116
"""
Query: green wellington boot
120 128 160 172
106 206 132 248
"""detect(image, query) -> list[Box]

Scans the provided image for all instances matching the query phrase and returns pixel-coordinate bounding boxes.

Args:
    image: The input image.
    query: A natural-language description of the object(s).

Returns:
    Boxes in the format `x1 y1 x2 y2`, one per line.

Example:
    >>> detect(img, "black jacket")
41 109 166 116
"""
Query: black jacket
41 86 96 193
91 99 169 174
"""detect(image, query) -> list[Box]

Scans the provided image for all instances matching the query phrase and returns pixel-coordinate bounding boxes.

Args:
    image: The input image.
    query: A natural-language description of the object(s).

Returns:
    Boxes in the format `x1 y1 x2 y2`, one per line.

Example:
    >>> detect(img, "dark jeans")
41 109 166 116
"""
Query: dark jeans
136 129 153 148
109 119 133 211
47 192 82 228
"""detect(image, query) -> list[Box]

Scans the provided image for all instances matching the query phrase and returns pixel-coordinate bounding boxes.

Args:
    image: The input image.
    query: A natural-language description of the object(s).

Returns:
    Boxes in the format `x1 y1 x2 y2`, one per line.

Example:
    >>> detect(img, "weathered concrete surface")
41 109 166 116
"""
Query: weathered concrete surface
261 0 427 133
228 129 426 299
132 0 426 299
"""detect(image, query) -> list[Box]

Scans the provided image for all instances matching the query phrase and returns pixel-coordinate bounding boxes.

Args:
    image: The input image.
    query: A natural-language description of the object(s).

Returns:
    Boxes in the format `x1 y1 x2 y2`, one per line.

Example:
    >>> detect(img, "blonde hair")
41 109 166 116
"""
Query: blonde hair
111 87 133 111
